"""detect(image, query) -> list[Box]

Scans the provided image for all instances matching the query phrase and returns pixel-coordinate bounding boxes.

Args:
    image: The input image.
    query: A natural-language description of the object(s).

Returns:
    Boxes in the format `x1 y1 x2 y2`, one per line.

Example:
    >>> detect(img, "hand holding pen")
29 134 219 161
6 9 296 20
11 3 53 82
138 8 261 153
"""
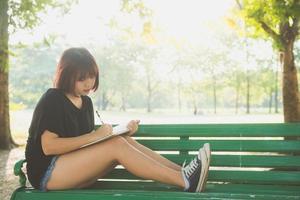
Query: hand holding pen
96 110 105 125
95 110 112 136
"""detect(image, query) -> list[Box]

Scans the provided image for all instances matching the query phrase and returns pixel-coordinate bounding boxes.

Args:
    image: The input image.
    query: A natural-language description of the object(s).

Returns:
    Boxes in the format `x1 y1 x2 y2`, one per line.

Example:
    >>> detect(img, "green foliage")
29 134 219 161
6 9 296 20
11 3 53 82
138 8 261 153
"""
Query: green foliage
10 38 286 113
121 0 152 18
0 0 76 72
10 44 61 107
8 0 76 32
8 0 294 114
238 0 300 50
120 0 155 44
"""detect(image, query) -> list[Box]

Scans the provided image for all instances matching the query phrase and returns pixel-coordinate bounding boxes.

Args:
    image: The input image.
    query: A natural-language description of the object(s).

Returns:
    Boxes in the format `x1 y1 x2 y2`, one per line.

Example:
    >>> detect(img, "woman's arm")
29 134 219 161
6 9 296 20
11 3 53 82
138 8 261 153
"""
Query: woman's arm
41 124 112 155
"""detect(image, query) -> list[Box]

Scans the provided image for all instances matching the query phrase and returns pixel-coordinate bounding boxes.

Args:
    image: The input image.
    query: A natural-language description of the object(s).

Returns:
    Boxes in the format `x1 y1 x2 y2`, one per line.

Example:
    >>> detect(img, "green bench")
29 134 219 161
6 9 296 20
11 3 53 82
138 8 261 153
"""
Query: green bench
11 123 300 200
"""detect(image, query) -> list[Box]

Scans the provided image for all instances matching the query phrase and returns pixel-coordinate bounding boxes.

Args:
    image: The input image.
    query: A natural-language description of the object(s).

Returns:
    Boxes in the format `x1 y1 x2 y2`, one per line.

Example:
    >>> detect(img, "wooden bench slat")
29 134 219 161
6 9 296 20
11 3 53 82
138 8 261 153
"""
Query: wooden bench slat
91 181 300 196
163 154 300 168
209 170 300 185
134 123 300 137
138 140 300 152
12 183 300 200
104 169 300 185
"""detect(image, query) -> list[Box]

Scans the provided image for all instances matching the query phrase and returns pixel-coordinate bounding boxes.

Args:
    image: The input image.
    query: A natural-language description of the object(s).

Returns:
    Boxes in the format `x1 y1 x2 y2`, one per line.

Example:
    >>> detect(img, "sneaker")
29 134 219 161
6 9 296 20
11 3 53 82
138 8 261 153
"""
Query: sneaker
182 148 208 192
203 143 211 165
198 143 211 192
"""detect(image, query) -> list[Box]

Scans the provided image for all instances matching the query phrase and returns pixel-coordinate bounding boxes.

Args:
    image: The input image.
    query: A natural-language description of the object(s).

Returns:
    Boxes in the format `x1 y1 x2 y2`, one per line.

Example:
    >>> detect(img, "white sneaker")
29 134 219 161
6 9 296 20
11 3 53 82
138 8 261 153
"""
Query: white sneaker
203 143 211 166
182 153 202 192
196 148 209 192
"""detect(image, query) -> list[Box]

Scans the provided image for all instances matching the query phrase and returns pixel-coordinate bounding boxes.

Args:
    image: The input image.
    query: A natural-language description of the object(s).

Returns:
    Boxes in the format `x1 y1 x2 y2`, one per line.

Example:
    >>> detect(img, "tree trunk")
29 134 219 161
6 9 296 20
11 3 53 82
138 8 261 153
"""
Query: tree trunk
0 72 16 149
268 89 273 114
213 78 217 114
177 78 182 112
275 60 279 113
146 73 152 113
246 70 250 114
147 92 152 113
120 93 126 111
101 92 109 111
0 0 17 149
235 75 240 114
193 95 197 115
282 42 300 122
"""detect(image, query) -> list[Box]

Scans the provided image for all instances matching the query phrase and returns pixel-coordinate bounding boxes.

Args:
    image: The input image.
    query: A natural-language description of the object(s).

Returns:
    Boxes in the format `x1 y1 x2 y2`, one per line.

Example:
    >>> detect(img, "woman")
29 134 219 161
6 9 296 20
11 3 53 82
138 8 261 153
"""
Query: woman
25 47 210 193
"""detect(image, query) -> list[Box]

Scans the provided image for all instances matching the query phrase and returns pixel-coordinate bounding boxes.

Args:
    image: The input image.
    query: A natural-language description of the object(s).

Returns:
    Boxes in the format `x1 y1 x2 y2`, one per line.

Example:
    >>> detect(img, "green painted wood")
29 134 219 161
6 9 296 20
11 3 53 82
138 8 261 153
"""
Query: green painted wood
96 123 300 137
211 155 300 168
104 169 300 185
134 123 300 137
11 183 300 200
162 154 300 168
209 170 300 185
13 159 27 187
91 181 300 195
11 123 300 200
179 136 189 156
137 139 300 152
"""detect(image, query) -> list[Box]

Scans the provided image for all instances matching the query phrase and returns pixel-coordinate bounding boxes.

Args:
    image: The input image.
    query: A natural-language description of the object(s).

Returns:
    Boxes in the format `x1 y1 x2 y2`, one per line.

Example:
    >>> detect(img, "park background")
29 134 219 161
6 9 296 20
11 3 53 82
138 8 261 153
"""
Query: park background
8 0 300 142
1 0 300 199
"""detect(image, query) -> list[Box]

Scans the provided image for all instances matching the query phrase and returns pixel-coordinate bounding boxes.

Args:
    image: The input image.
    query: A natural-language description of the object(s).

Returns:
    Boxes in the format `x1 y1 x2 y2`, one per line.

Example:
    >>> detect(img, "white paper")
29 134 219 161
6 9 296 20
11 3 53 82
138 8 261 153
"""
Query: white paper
81 123 129 148
112 124 130 135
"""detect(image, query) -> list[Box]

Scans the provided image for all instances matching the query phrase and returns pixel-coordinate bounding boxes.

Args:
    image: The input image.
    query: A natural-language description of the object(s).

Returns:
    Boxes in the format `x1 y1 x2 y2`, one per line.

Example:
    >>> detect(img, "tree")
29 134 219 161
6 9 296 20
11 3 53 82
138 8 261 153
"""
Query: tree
135 46 160 113
236 0 300 122
10 44 62 108
93 38 137 111
0 0 75 149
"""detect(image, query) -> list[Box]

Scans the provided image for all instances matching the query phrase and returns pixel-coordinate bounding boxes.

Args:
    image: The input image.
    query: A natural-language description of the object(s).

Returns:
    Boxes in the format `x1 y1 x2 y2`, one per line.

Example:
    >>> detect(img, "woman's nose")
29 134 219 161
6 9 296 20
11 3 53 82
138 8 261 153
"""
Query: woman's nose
85 78 95 87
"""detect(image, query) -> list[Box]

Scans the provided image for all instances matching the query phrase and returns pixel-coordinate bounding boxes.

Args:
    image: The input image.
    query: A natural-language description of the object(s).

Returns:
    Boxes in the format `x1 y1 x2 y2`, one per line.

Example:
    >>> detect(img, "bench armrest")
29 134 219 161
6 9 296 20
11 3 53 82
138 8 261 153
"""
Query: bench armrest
14 159 27 187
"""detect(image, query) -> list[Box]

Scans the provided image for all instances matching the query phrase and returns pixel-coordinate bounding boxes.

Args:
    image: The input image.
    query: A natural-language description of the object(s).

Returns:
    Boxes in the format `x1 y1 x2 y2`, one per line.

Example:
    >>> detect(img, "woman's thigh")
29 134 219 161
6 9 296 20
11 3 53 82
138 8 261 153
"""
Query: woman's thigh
46 137 122 190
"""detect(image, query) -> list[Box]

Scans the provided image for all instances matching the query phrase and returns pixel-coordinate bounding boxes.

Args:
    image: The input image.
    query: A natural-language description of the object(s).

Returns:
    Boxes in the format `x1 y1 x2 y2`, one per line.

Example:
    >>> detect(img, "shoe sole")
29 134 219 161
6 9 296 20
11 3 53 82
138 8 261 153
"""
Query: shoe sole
199 143 211 192
196 149 208 192
203 143 211 165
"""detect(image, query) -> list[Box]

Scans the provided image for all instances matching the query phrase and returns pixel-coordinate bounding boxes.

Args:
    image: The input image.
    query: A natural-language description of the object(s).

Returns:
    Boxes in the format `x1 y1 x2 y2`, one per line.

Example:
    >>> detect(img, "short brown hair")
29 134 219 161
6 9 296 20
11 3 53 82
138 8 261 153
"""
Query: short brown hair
54 47 99 93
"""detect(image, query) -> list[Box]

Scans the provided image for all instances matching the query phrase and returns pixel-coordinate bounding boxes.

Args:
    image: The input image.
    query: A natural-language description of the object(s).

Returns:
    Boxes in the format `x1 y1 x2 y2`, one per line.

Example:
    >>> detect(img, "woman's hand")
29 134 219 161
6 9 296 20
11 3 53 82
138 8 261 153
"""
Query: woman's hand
126 120 140 136
93 123 113 138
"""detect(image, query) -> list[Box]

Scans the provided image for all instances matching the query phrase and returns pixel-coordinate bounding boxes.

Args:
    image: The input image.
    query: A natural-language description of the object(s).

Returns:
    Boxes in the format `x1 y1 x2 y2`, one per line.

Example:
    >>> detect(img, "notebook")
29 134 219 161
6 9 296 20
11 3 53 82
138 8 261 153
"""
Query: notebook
81 124 129 148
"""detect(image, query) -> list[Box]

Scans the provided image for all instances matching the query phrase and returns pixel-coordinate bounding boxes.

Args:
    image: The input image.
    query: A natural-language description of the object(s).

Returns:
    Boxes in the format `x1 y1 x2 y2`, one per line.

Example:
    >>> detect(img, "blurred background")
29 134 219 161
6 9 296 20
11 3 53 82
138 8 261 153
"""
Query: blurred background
1 1 300 199
7 0 300 144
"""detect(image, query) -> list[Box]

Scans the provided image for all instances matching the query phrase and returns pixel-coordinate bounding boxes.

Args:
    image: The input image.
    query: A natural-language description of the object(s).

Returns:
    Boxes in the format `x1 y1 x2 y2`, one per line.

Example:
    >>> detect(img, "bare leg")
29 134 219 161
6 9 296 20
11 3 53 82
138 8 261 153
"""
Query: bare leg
76 161 118 189
123 136 181 171
46 136 185 190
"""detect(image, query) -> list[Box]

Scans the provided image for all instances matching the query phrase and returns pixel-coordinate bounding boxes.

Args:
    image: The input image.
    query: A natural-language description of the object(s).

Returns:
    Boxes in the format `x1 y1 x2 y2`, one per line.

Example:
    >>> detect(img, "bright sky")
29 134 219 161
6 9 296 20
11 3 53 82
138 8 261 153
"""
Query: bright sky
11 0 235 46
149 0 234 42
10 0 278 78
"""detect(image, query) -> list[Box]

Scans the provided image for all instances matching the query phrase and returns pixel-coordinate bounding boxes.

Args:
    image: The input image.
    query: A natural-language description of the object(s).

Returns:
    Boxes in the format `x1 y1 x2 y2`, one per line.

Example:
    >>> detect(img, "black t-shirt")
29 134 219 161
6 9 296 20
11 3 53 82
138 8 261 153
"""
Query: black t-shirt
25 88 95 189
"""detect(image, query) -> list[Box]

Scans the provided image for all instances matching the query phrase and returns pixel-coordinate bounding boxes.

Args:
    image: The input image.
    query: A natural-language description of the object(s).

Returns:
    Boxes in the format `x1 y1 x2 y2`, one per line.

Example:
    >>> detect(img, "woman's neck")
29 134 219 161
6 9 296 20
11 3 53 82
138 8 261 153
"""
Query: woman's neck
65 93 82 109
65 93 81 99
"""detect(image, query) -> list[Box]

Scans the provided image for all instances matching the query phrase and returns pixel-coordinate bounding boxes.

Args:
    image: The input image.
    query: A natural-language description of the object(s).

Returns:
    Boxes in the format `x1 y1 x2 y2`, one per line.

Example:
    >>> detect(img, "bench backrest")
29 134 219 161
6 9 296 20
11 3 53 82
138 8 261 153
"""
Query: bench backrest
103 123 300 186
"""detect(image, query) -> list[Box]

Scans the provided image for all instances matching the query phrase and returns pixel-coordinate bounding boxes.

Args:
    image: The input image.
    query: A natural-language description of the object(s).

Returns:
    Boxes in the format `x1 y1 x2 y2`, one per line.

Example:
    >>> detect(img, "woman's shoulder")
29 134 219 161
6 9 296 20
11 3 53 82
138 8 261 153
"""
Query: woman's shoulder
39 88 64 105
80 95 93 114
82 95 93 107
44 88 63 97
82 94 92 101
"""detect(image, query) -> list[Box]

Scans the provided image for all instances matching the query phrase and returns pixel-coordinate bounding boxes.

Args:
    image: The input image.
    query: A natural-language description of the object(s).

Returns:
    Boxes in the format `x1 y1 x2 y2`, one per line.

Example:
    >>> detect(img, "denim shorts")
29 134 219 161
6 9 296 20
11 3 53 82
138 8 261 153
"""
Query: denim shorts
40 156 59 191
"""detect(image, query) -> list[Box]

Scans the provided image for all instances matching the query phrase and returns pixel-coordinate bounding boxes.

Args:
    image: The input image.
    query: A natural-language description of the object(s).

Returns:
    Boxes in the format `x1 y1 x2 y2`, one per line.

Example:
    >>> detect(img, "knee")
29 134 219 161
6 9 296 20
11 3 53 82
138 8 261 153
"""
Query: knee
122 135 135 142
108 136 131 156
110 136 128 146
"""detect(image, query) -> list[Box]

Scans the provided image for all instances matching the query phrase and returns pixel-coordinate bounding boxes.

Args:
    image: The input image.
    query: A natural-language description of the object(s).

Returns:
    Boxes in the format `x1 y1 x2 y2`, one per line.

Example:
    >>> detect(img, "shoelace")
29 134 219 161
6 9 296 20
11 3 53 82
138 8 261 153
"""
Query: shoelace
183 157 199 177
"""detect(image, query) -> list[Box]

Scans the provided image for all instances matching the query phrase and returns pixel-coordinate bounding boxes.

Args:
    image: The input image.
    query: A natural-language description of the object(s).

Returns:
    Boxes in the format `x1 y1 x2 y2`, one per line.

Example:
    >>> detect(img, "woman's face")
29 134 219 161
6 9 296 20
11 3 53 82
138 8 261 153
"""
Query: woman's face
73 76 96 96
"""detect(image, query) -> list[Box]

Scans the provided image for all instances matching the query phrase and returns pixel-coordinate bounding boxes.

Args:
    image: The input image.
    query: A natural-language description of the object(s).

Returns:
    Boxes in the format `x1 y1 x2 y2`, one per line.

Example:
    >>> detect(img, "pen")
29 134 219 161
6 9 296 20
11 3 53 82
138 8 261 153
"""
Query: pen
95 110 105 125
